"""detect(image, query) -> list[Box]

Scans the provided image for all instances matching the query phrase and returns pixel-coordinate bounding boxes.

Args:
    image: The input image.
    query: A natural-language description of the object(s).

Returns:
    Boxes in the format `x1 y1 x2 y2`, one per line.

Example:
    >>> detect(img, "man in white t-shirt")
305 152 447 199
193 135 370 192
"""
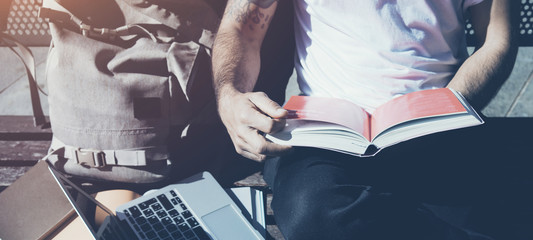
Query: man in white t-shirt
213 1 522 239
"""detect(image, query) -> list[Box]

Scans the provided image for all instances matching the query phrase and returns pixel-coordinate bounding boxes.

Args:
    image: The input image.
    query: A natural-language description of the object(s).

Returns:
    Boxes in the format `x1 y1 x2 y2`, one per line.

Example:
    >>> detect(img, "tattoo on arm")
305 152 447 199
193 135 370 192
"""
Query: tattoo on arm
226 0 278 30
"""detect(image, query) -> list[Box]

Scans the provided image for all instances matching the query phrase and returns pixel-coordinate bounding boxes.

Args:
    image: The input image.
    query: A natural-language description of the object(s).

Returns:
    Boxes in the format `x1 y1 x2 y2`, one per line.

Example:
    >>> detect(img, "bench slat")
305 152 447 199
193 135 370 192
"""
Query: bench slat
0 116 51 134
0 140 49 165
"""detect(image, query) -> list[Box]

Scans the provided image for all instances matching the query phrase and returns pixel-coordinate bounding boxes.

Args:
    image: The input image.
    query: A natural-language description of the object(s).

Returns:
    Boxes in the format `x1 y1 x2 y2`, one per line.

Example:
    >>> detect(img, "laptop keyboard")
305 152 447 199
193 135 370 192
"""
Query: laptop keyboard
122 190 210 240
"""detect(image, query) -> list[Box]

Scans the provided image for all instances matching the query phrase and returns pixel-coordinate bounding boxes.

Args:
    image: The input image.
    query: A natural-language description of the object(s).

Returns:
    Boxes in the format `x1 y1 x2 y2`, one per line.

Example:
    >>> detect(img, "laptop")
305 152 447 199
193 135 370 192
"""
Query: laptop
47 163 265 240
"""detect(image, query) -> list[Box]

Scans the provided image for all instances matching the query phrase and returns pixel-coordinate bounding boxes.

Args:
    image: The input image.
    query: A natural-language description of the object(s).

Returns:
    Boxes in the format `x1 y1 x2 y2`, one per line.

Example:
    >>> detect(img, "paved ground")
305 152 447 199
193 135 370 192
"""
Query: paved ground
1 47 532 117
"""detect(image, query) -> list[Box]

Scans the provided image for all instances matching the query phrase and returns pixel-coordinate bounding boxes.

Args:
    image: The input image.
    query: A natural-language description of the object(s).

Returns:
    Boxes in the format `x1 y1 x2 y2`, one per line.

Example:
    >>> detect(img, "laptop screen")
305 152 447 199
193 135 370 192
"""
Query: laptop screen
48 165 129 240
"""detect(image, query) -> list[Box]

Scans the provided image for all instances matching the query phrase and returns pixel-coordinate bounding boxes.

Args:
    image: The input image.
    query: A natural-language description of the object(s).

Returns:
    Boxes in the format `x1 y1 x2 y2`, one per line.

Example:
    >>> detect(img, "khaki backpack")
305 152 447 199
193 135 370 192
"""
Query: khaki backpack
40 0 223 183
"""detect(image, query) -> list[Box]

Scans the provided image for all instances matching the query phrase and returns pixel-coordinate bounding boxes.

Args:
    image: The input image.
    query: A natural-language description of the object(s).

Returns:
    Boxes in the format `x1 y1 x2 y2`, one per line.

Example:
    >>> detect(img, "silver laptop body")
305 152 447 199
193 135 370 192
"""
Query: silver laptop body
48 164 264 240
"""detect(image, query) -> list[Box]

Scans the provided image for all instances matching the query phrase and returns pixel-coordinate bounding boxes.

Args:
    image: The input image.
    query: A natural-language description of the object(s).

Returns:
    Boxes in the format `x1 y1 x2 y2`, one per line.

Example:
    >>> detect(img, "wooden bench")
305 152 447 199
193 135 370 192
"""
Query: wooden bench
1 1 532 239
0 116 51 193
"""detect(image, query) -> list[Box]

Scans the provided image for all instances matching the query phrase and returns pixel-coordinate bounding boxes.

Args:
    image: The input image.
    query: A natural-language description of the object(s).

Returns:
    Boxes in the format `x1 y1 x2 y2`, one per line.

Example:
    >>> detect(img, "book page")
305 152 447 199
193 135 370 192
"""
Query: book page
370 88 467 140
284 96 371 140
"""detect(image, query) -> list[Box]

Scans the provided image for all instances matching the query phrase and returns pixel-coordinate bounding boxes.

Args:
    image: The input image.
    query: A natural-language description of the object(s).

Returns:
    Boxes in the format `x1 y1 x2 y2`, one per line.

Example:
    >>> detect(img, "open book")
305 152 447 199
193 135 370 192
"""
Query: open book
266 88 484 156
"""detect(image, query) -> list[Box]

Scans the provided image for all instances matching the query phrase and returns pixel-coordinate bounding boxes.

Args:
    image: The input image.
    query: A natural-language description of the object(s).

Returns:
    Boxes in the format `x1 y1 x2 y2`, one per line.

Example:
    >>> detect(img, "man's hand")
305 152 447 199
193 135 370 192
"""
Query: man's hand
218 89 292 161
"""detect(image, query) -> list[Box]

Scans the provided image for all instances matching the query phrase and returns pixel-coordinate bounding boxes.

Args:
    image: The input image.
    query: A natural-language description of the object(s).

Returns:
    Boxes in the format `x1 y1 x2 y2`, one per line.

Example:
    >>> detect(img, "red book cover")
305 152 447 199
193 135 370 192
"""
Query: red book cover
370 88 467 140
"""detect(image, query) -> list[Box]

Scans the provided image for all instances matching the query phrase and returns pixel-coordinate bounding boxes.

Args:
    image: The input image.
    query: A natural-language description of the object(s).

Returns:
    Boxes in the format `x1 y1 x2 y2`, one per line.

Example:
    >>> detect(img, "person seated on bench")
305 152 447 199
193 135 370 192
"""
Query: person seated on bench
213 0 532 239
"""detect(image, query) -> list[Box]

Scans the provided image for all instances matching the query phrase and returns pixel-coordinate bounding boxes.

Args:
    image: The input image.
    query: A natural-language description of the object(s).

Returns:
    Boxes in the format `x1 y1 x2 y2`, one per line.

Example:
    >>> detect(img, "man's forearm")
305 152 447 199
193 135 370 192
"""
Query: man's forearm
210 1 288 161
212 30 261 99
212 0 277 100
447 0 517 109
447 40 517 109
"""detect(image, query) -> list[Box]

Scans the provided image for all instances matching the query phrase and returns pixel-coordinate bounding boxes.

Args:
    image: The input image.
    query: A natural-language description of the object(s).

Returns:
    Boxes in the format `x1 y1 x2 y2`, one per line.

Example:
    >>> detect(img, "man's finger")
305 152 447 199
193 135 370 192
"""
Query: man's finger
246 109 286 134
232 132 267 161
247 131 292 156
239 149 267 162
262 141 292 156
248 92 288 119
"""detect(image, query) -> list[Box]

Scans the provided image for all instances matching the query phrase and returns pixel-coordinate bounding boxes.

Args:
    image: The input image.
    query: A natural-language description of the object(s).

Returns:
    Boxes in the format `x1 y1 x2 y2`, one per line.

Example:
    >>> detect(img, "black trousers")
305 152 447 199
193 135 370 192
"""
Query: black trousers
265 118 533 240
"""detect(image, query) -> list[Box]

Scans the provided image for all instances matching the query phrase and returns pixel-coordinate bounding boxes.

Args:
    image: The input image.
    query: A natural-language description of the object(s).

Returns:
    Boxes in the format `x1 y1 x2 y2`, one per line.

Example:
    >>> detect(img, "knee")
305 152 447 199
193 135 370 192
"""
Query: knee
269 151 378 239
272 185 369 240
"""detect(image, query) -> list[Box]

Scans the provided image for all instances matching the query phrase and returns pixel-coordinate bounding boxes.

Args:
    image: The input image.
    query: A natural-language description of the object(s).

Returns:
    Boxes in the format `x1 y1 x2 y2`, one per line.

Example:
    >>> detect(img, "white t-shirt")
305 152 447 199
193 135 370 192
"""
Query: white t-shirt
294 0 484 113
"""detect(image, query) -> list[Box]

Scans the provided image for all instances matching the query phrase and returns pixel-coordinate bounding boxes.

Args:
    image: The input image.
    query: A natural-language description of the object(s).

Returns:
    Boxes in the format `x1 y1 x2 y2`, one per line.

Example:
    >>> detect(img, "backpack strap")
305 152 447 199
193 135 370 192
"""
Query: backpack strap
198 29 216 50
50 137 168 168
119 0 219 49
38 6 173 43
40 0 217 47
0 32 47 127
